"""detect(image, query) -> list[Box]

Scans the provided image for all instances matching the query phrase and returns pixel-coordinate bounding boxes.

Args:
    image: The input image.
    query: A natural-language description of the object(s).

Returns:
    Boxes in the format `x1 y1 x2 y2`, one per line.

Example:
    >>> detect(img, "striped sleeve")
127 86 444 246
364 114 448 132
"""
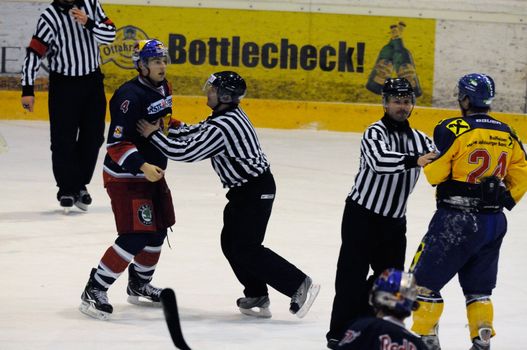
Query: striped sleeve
21 16 55 89
83 0 116 44
149 125 225 162
361 125 407 174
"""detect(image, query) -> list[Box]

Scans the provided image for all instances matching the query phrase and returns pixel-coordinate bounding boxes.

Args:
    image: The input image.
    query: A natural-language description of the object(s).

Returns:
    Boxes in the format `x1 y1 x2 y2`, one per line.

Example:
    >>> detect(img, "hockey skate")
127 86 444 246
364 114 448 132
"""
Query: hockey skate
421 335 441 350
236 295 272 318
79 268 113 320
59 195 75 214
469 328 492 350
74 190 92 211
126 265 163 307
289 276 320 318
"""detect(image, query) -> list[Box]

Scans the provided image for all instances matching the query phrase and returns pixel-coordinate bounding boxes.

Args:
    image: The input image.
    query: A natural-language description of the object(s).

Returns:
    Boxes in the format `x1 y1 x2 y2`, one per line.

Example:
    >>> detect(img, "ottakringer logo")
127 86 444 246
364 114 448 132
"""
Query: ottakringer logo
101 25 149 69
137 203 154 226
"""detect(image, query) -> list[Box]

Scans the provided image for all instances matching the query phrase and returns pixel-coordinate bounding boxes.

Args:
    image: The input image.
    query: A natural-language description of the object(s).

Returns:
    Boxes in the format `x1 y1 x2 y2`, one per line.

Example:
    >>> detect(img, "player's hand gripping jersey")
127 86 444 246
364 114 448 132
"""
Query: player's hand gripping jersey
425 114 527 211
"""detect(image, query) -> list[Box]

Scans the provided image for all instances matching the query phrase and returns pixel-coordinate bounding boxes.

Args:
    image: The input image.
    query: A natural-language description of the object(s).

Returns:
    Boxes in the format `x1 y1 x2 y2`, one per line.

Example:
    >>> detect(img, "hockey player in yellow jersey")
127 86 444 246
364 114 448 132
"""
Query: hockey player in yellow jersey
409 73 527 350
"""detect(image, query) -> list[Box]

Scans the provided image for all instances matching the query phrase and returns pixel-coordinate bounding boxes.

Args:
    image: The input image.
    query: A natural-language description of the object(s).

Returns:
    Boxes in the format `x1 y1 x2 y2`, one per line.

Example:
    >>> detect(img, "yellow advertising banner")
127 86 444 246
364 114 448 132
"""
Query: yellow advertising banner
101 6 435 105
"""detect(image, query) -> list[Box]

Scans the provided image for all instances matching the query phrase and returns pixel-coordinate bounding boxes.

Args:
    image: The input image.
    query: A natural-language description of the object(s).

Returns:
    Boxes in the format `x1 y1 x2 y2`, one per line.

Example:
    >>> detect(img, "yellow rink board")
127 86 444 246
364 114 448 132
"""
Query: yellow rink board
1 90 526 140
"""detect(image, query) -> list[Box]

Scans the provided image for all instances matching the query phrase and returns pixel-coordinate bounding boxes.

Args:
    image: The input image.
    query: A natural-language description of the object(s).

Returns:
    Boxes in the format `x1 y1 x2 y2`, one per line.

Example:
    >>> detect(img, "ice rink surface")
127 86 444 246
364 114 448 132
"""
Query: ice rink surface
0 120 525 350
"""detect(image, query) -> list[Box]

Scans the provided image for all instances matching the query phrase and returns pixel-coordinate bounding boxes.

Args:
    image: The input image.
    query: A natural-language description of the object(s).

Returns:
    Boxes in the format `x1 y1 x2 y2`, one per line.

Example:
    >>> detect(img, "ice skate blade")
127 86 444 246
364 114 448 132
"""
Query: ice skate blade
79 301 111 320
294 282 320 319
62 207 71 214
127 295 162 308
239 306 272 318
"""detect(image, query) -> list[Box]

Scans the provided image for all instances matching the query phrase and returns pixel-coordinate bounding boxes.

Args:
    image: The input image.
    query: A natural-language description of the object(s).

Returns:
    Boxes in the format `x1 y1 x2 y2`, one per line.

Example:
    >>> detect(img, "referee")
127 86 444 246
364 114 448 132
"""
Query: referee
137 71 320 319
21 0 116 211
326 78 437 349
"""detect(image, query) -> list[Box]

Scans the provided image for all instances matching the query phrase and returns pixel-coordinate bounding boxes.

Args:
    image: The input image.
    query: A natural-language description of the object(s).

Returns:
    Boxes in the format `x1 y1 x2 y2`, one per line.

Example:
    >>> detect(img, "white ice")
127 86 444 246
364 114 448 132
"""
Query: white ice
0 120 525 350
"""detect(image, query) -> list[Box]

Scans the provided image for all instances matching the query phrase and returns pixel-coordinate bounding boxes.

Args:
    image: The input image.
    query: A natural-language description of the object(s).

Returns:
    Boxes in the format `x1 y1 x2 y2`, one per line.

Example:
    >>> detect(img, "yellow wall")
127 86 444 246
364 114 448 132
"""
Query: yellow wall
2 90 527 140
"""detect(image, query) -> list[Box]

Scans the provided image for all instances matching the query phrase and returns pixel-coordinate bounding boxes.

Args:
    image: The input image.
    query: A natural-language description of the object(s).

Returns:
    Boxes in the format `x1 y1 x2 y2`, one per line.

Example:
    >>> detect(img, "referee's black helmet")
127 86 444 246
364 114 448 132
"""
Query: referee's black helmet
382 78 415 105
204 71 247 104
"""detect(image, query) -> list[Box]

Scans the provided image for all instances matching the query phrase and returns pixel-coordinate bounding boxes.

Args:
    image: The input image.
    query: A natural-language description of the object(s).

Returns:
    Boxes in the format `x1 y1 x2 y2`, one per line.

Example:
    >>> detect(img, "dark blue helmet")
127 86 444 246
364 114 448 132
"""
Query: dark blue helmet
132 39 168 69
457 73 495 108
369 268 419 318
203 71 247 104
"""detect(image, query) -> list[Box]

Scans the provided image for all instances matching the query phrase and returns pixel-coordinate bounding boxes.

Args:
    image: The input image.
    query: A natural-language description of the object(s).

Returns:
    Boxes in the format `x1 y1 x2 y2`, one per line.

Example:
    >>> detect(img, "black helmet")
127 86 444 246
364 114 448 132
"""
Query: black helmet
203 71 247 104
382 78 415 105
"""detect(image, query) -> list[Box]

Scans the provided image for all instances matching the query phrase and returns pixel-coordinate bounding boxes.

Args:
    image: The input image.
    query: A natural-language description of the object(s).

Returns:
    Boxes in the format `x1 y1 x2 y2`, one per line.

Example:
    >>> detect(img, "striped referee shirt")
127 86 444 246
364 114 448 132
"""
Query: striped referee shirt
149 106 270 188
21 0 115 94
349 116 435 218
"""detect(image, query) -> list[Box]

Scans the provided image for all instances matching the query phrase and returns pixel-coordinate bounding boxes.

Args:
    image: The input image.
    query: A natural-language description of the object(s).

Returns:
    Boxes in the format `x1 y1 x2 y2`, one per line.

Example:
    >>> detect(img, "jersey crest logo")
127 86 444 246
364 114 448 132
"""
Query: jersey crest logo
137 204 153 226
446 119 470 136
120 100 130 114
113 125 123 139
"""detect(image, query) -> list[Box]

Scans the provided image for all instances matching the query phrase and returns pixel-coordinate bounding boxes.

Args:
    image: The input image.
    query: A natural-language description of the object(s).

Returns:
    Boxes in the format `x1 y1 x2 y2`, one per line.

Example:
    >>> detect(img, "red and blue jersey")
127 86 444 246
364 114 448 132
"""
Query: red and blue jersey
103 77 172 183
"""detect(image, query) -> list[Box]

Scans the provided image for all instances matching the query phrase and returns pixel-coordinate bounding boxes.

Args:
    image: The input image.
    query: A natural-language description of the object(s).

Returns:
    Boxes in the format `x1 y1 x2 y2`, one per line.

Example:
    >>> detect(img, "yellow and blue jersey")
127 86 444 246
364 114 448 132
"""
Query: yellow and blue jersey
424 113 527 205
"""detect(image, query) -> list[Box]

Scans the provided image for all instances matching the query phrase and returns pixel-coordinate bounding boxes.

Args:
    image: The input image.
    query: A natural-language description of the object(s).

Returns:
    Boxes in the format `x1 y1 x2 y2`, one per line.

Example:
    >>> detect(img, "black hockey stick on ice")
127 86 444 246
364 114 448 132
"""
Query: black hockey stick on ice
160 288 191 350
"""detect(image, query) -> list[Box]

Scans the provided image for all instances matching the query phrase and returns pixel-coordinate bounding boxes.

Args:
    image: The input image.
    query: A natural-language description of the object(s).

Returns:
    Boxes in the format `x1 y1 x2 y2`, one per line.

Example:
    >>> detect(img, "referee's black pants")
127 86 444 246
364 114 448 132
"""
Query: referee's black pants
48 69 106 198
221 171 306 299
327 199 407 341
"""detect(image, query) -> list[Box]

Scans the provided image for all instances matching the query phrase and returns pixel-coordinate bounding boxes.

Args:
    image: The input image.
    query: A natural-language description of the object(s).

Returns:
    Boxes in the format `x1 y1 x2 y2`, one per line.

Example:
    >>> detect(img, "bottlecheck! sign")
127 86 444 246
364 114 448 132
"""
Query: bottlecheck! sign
100 5 435 105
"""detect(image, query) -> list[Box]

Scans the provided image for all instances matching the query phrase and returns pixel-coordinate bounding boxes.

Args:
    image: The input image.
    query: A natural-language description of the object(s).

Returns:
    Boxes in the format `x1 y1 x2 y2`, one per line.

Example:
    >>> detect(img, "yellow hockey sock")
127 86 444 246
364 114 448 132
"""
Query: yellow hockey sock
466 297 496 340
412 297 444 336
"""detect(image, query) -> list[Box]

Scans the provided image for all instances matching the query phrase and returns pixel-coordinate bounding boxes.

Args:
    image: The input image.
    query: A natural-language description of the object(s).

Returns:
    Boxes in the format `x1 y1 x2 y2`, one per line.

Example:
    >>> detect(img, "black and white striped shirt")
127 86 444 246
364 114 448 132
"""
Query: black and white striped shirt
349 117 435 218
21 0 115 92
149 106 270 188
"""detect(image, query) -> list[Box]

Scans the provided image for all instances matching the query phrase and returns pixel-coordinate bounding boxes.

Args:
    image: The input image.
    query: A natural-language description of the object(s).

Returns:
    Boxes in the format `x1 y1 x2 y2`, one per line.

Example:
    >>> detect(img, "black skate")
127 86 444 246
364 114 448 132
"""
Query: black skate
59 195 75 214
236 295 272 318
79 268 113 320
289 276 320 318
127 264 163 307
74 190 92 211
421 335 441 350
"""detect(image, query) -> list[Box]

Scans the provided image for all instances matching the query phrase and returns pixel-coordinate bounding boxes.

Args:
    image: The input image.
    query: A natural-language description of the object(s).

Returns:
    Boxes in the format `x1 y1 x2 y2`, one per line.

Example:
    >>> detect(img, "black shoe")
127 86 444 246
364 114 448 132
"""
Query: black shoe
74 190 92 211
79 268 113 320
327 338 339 349
59 195 75 211
127 264 162 306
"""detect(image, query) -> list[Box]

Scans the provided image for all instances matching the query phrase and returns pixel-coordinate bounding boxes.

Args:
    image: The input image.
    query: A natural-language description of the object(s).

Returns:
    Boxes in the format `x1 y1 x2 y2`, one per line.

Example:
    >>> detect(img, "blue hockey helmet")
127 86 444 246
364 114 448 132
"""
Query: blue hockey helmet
203 71 247 104
456 73 495 108
369 268 419 318
132 39 169 70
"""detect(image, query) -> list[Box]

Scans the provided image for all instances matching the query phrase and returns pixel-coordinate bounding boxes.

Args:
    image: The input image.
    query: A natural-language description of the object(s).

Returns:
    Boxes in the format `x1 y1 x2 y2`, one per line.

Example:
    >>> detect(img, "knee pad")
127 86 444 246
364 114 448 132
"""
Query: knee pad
412 286 444 336
466 294 496 341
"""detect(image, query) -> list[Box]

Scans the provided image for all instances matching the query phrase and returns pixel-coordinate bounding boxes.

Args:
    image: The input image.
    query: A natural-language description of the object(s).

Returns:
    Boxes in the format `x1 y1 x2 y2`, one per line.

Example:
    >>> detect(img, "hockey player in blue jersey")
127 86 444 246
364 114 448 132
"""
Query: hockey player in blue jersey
335 268 427 350
410 73 527 349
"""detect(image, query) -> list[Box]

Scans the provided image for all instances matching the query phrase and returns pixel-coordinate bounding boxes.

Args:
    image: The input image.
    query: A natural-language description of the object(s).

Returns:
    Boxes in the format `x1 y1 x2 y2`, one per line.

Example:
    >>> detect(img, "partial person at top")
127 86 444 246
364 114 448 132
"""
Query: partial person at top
137 70 320 320
327 77 436 349
21 0 116 213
